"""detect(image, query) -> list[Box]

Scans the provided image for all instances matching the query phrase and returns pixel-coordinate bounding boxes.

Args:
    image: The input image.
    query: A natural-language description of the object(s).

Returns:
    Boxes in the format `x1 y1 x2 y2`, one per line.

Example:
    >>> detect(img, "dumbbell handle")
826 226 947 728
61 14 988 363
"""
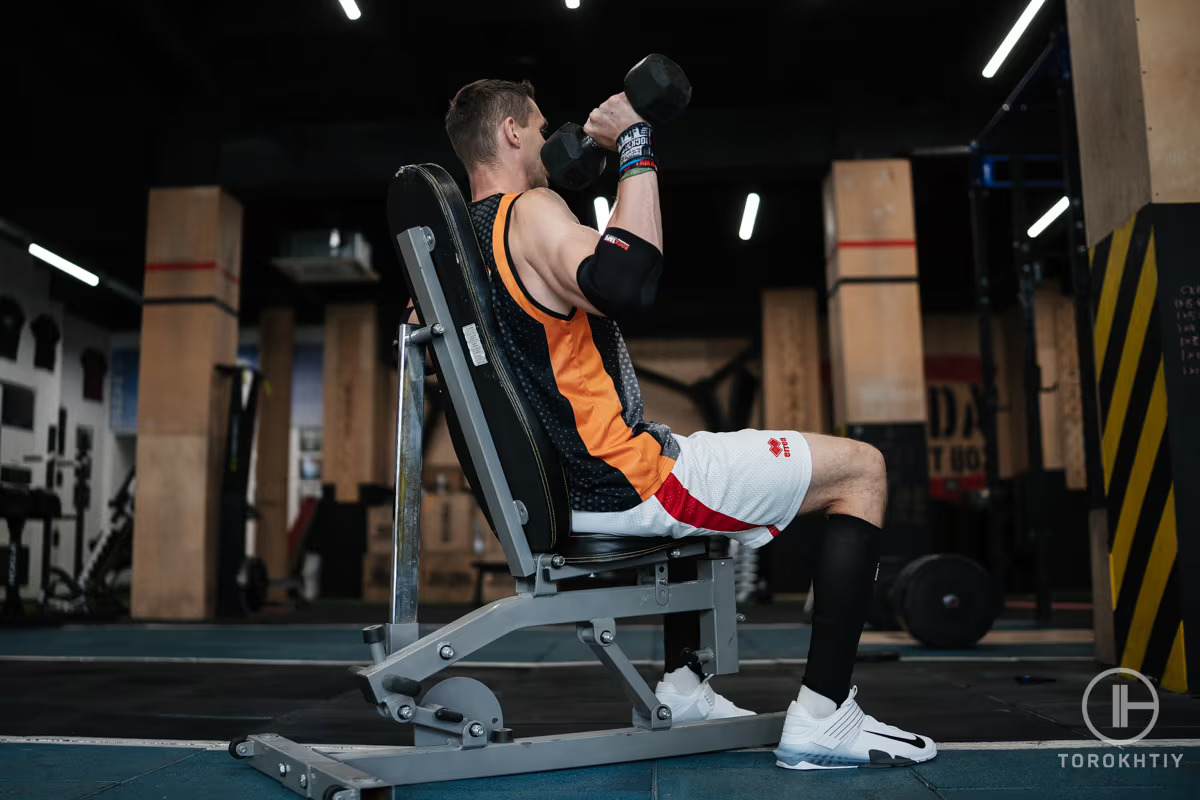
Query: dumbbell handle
581 129 645 161
543 54 687 191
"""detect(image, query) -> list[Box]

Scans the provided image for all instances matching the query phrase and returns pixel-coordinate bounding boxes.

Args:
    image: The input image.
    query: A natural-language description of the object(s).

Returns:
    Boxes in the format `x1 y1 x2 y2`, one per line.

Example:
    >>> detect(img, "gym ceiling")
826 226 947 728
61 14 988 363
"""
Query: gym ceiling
1 0 1066 336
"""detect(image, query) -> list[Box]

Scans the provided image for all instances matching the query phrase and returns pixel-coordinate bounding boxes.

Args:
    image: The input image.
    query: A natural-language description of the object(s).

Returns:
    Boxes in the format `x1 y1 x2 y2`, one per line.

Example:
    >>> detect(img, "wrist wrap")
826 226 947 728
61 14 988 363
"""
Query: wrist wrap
617 121 657 180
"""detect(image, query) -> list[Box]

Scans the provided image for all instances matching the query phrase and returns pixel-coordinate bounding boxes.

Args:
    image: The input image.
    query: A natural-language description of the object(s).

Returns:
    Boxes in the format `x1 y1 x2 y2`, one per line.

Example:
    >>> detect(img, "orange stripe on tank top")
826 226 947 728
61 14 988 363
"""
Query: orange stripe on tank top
491 194 675 499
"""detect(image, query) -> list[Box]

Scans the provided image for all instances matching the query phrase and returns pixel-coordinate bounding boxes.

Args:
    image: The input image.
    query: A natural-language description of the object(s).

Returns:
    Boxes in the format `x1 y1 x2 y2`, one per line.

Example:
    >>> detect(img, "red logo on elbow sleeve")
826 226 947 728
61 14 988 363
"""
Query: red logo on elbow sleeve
768 437 791 458
603 234 630 251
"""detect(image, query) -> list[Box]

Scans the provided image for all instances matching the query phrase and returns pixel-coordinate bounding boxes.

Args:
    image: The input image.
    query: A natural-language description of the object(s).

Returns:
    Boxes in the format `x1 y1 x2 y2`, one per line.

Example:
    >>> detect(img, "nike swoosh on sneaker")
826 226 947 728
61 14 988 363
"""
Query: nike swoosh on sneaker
864 731 926 748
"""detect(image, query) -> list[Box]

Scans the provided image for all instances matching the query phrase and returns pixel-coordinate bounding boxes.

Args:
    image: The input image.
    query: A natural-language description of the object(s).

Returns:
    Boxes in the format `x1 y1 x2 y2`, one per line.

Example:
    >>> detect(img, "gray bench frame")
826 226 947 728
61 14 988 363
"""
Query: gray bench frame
231 225 783 799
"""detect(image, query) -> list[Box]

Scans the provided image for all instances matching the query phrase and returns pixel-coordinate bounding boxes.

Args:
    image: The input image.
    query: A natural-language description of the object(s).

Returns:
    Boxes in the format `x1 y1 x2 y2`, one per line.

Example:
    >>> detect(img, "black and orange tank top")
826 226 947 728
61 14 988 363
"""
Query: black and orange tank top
467 192 679 513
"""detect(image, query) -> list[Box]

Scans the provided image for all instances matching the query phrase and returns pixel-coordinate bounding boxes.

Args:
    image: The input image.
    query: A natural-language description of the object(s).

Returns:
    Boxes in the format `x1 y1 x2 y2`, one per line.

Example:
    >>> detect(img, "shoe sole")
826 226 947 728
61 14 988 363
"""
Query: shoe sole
776 760 859 771
775 750 937 771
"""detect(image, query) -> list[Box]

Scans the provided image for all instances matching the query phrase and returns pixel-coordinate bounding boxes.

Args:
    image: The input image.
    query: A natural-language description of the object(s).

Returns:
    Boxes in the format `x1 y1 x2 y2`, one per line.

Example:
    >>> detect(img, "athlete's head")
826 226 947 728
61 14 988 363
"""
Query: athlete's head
445 79 549 190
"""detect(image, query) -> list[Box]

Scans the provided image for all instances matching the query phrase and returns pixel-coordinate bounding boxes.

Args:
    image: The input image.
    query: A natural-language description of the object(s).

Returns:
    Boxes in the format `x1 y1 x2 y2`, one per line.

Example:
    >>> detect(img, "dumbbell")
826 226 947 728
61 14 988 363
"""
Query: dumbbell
541 53 692 191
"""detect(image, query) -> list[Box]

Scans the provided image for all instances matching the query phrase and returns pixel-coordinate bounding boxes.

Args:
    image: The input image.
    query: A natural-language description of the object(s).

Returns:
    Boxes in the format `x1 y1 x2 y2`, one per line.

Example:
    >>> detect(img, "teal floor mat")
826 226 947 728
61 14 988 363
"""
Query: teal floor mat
1 744 1195 799
0 624 1093 663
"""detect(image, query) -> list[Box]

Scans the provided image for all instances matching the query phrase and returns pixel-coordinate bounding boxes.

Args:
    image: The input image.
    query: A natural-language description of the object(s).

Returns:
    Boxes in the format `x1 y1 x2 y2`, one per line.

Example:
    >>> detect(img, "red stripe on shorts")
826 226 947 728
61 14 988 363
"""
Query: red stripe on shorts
654 473 761 533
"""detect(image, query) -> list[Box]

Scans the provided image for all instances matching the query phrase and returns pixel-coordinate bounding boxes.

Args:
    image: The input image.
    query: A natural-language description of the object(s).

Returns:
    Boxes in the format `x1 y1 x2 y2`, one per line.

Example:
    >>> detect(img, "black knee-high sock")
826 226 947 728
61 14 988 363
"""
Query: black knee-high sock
802 514 881 706
663 558 702 674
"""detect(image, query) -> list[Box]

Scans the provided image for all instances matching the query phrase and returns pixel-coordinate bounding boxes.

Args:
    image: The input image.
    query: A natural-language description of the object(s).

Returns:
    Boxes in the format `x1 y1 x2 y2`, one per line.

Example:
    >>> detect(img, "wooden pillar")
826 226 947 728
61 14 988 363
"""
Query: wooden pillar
1068 0 1200 247
762 289 826 434
131 187 242 620
323 303 385 502
1067 0 1200 691
1034 288 1087 487
823 159 928 553
1054 294 1088 491
999 288 1087 485
824 160 927 428
996 308 1025 480
255 307 294 602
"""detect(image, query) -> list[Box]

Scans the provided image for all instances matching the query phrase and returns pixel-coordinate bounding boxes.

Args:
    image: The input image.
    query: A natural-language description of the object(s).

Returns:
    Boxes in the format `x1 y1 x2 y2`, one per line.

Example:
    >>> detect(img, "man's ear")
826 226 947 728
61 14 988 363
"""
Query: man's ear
501 116 520 148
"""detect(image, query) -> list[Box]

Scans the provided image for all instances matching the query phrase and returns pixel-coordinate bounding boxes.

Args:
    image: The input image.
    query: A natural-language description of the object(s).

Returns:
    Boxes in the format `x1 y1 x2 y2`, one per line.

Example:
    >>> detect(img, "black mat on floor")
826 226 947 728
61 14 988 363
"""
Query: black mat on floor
4 598 1093 630
4 660 1196 745
243 600 1095 629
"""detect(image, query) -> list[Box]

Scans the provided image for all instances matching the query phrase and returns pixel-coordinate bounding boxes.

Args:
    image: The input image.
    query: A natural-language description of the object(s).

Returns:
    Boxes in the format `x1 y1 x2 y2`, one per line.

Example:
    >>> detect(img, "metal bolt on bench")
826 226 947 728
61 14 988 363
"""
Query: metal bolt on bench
229 164 783 797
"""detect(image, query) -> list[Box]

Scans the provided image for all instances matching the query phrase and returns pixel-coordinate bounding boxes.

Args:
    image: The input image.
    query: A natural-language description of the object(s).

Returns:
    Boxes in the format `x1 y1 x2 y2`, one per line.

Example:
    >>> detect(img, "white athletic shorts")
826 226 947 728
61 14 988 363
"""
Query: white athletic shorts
571 429 813 549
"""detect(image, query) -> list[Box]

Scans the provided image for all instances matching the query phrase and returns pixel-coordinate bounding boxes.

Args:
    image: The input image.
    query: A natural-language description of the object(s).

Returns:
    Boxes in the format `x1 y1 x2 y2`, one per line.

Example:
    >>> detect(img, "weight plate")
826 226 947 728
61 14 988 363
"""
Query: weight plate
893 554 996 649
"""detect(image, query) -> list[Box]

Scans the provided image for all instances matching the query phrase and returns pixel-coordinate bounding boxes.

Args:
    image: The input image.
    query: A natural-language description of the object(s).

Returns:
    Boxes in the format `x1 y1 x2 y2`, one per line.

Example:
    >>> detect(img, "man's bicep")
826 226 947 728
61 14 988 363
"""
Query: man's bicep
548 224 606 313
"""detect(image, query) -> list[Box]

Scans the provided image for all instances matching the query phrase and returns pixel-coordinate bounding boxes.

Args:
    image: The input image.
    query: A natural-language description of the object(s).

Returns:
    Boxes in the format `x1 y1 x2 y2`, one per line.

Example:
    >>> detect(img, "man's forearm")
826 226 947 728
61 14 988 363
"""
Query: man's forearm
576 168 664 319
607 119 662 252
608 171 663 253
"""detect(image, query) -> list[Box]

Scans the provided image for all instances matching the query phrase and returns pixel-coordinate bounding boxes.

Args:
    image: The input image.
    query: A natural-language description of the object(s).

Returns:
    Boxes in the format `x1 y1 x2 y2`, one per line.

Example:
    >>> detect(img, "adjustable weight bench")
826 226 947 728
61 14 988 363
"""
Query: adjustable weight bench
230 164 785 799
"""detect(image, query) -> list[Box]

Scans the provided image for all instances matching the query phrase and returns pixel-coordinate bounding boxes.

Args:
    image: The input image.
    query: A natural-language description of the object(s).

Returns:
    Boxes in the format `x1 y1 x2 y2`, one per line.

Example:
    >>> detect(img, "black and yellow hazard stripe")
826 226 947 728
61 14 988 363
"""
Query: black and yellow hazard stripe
1089 209 1187 692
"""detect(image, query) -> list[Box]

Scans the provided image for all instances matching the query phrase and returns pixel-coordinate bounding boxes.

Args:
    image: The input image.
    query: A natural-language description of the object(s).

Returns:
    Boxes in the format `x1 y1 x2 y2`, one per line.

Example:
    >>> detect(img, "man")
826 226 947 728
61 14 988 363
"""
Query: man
442 77 936 770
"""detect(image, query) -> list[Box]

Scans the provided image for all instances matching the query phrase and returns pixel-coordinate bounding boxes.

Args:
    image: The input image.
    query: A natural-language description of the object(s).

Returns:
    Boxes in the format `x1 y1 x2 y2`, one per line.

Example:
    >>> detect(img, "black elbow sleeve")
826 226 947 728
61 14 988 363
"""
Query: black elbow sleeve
576 227 663 319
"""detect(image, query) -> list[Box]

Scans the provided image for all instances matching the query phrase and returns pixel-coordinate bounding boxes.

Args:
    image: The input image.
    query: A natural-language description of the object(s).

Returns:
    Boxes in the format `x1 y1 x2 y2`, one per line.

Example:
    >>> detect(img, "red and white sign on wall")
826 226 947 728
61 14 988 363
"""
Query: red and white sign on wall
926 355 987 500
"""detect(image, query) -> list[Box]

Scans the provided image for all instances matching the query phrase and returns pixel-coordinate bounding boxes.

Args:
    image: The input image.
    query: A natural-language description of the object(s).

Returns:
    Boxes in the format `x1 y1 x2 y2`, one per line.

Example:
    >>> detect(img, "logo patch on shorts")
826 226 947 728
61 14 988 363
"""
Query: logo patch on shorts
768 437 791 458
603 234 630 250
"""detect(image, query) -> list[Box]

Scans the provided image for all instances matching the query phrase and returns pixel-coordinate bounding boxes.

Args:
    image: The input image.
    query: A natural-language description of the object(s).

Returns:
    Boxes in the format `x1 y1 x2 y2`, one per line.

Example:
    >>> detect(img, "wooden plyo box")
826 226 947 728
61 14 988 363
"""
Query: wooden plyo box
423 410 467 491
362 553 391 603
366 504 393 555
470 506 505 562
480 569 516 604
421 492 476 553
419 552 474 604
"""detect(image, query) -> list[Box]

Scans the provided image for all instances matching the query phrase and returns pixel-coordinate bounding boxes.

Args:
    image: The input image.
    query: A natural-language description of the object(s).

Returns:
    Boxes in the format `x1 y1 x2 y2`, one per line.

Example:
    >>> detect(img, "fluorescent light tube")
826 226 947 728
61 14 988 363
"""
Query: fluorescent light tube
593 196 611 230
1027 195 1070 238
982 0 1046 78
739 193 760 241
28 243 99 286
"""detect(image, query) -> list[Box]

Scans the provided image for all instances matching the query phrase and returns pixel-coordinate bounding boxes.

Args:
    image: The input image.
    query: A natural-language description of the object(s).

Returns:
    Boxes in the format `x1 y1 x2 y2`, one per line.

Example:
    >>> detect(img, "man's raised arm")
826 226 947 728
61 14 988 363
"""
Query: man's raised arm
515 93 664 320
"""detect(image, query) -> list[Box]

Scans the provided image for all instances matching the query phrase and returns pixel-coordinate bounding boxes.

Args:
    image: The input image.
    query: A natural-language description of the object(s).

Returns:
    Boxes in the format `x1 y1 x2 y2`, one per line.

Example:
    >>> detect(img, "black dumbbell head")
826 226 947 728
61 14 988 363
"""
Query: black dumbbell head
541 122 607 191
624 54 692 126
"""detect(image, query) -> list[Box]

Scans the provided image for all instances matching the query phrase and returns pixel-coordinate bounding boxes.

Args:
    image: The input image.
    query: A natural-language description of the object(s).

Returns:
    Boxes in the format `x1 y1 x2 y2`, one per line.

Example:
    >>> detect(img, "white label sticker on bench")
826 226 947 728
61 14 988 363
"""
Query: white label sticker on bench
462 323 487 366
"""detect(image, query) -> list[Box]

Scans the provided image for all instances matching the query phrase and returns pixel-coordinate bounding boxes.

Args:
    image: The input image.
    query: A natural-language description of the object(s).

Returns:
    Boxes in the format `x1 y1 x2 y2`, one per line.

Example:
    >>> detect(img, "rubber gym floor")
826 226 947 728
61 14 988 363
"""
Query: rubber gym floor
2 603 1197 799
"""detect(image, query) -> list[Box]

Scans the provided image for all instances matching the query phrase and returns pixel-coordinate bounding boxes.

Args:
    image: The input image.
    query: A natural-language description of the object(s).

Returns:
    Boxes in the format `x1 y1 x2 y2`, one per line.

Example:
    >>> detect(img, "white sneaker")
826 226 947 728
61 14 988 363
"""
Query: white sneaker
654 666 755 722
774 686 936 769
